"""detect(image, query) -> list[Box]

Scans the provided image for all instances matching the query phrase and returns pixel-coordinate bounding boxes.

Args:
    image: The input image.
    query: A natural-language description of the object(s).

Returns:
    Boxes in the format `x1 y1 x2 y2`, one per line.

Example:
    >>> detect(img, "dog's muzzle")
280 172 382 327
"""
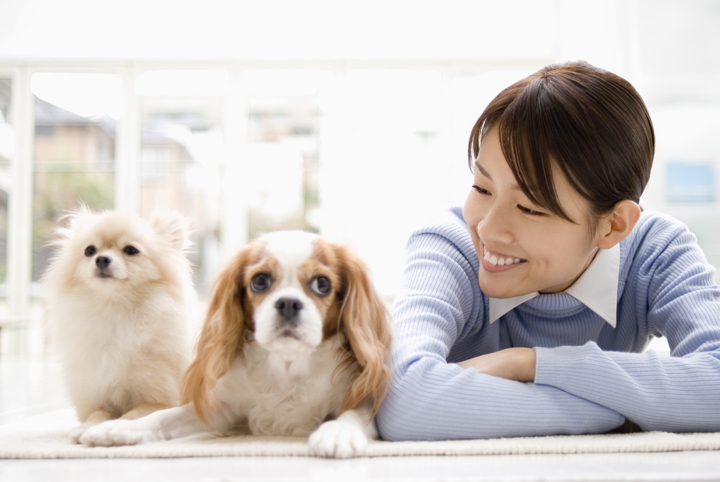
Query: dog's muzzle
275 297 303 326
255 292 322 349
95 256 114 278
274 297 308 341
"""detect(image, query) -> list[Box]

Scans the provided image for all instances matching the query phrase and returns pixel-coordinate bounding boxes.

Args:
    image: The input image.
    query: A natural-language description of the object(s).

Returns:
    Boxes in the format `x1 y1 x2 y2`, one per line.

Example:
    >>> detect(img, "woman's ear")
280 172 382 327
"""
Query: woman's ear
596 200 641 250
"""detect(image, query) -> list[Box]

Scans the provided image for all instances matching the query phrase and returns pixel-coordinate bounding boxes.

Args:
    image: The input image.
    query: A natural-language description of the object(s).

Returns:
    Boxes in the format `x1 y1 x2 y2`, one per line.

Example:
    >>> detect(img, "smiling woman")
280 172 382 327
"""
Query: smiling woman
376 61 720 442
464 127 617 297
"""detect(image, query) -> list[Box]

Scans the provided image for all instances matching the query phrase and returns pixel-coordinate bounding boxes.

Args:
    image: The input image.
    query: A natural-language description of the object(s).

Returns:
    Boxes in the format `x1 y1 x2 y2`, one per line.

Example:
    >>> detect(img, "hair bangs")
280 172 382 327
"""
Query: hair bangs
467 74 576 223
498 89 576 223
468 61 653 228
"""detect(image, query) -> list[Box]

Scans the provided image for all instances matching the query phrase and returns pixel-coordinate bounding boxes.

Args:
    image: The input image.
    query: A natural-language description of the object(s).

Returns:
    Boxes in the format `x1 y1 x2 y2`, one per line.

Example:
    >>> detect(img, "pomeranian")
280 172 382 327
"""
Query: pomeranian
42 208 196 442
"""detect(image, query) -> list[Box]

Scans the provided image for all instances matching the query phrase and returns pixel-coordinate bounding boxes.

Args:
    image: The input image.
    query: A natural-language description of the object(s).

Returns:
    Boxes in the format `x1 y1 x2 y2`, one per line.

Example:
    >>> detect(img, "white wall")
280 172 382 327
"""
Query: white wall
0 0 558 61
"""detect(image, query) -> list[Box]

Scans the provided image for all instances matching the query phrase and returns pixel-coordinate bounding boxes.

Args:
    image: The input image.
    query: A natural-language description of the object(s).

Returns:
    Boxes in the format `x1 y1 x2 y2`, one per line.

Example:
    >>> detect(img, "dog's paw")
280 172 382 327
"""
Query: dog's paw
78 419 160 447
69 422 98 444
309 420 369 458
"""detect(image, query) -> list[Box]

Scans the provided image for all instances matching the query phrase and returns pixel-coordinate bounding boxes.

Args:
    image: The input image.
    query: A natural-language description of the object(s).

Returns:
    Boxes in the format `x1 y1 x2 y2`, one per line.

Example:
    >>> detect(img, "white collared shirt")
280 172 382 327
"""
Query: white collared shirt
488 244 620 328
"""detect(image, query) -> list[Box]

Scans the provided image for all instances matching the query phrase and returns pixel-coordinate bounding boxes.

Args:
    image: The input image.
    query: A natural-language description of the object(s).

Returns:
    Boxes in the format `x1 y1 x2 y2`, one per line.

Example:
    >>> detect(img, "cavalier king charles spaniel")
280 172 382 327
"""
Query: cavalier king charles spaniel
78 230 392 458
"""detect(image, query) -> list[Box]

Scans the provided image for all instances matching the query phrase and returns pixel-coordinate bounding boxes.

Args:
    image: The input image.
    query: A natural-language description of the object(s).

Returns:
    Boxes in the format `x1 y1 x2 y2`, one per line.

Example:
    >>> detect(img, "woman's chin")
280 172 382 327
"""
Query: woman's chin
478 270 539 299
479 279 523 299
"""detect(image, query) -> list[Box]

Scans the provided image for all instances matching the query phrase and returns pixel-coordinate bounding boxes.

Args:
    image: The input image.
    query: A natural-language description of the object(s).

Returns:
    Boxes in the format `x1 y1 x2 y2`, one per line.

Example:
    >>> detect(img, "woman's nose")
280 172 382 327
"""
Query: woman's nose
477 204 515 246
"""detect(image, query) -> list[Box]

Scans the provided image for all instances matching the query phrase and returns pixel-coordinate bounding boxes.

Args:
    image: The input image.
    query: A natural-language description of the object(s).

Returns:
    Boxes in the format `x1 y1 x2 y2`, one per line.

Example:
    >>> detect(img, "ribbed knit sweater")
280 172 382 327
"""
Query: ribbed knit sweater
376 207 720 441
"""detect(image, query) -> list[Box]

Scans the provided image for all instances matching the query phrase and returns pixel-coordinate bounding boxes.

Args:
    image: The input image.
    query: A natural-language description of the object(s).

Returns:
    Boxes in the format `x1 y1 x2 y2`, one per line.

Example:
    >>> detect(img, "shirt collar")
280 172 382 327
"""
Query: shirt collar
488 244 620 328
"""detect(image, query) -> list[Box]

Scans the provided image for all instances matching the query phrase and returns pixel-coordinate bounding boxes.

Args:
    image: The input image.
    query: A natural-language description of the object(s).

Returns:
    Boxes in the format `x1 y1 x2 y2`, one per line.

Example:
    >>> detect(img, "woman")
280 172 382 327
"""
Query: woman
376 61 720 441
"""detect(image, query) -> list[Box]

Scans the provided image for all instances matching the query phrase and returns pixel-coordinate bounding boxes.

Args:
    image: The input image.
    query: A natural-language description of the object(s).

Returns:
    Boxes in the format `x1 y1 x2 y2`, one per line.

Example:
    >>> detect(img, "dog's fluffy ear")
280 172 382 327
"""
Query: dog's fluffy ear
151 210 190 251
51 205 96 246
336 245 392 419
180 241 262 423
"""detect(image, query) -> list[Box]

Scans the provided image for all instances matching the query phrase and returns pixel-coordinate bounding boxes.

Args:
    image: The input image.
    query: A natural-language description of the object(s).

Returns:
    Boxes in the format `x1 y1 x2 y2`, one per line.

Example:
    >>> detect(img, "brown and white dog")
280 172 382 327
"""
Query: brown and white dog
78 230 392 458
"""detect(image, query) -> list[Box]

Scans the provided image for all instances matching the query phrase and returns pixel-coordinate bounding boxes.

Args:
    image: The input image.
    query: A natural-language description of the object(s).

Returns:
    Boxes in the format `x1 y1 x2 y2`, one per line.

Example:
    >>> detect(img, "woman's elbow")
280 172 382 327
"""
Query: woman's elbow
375 385 423 441
375 403 410 441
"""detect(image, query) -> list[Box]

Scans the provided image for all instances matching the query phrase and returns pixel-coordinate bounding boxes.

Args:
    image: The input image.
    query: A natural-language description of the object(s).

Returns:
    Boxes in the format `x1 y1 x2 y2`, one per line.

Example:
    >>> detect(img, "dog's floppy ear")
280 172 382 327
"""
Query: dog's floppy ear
336 245 392 419
180 242 261 423
151 210 190 251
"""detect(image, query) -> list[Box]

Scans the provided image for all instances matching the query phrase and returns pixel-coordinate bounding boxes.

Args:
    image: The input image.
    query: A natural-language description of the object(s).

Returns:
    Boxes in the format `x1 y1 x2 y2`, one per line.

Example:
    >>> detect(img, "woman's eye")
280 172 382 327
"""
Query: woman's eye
472 184 490 195
123 245 140 256
310 276 331 296
250 273 272 293
84 245 97 257
517 205 544 216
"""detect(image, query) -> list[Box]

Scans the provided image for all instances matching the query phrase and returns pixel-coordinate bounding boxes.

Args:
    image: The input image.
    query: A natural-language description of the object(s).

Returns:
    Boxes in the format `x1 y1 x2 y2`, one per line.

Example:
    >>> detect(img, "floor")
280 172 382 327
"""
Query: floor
4 451 720 482
2 331 720 481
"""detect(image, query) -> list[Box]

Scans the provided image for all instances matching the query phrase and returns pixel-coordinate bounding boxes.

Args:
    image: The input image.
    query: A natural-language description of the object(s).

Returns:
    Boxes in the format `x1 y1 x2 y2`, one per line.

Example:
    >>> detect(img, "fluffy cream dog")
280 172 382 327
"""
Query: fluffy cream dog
43 208 195 442
78 230 392 458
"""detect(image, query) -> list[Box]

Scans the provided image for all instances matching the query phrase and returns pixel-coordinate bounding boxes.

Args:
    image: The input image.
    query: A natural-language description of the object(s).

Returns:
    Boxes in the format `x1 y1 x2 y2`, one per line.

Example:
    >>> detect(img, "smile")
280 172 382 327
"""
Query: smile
482 246 526 267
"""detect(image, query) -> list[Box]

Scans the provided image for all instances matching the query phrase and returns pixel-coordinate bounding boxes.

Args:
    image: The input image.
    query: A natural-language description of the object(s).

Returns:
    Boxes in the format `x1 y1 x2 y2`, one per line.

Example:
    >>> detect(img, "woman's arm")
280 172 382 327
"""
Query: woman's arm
456 347 536 382
530 216 720 432
376 226 625 441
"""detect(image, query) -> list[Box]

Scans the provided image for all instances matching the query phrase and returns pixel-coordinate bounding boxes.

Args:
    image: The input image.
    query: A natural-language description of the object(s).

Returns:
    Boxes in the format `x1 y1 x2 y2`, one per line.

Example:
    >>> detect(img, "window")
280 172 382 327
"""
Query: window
241 69 330 239
30 73 122 283
0 78 12 296
137 70 228 295
666 161 715 203
321 69 445 296
642 105 720 282
0 60 714 337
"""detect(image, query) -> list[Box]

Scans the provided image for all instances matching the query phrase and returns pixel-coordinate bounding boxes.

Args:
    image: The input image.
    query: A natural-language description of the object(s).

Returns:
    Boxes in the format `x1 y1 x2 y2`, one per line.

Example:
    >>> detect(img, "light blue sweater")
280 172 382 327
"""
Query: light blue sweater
376 207 720 441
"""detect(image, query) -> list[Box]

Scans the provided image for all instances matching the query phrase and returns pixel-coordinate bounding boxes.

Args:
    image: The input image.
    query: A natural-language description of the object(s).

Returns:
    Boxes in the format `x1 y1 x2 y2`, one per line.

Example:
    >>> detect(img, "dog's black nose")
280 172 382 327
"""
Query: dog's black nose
275 297 303 321
96 256 112 269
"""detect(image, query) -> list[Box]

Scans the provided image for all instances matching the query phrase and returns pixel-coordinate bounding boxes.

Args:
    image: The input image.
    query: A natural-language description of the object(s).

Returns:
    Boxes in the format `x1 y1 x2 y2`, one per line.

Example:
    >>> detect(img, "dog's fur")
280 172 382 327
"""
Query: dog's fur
78 230 392 458
42 208 195 442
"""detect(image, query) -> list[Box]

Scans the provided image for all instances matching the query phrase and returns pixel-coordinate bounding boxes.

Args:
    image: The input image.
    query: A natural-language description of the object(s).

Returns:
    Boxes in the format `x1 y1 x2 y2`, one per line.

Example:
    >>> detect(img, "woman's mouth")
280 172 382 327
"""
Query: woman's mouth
482 246 526 271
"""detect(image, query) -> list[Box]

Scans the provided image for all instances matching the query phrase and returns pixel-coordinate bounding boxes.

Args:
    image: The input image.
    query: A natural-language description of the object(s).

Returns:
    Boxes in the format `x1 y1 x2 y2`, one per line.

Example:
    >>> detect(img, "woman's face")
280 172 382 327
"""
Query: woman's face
462 126 603 298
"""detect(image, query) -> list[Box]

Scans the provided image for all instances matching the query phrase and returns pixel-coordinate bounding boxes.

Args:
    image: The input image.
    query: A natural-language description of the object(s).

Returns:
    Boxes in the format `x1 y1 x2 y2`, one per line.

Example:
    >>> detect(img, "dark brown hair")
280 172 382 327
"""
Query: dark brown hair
468 61 655 223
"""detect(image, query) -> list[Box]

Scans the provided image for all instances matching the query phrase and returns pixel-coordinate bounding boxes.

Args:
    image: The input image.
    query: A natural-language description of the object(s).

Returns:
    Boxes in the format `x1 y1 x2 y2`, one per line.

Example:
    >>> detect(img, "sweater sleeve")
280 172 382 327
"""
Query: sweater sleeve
376 227 625 441
534 216 720 432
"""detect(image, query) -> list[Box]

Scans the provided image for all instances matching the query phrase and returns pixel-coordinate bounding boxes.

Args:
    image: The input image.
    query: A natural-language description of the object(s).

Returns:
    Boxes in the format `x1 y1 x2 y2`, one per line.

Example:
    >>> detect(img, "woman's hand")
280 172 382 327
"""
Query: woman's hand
457 347 537 382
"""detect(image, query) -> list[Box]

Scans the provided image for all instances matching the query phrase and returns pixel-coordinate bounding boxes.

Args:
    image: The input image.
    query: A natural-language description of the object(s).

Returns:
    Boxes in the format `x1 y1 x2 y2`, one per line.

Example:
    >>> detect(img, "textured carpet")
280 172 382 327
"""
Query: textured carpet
2 409 720 459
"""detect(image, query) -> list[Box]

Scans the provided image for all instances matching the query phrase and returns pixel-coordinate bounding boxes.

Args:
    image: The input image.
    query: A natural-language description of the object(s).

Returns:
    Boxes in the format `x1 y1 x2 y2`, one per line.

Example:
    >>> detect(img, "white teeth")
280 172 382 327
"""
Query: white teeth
483 247 523 267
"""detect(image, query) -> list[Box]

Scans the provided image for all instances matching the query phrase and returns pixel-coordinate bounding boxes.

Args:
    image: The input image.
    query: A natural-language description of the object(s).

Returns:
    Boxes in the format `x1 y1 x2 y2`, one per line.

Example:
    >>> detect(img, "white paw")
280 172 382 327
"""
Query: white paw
309 420 369 459
78 419 160 447
69 421 100 444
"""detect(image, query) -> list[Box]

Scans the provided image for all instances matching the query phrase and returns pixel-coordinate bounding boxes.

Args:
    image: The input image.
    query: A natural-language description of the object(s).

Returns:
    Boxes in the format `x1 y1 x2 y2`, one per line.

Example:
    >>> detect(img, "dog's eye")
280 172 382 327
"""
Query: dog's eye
123 245 140 256
250 273 271 293
310 276 331 296
84 245 97 257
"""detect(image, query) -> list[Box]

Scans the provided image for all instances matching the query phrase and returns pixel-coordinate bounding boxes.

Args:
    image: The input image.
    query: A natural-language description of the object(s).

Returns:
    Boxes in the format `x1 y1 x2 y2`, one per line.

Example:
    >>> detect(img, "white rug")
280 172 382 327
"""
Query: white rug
2 409 720 459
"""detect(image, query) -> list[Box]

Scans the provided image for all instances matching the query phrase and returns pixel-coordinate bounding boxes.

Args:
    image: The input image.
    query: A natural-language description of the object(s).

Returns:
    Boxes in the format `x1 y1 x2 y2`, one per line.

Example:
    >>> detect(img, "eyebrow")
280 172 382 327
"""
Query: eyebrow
474 160 523 191
473 160 492 180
